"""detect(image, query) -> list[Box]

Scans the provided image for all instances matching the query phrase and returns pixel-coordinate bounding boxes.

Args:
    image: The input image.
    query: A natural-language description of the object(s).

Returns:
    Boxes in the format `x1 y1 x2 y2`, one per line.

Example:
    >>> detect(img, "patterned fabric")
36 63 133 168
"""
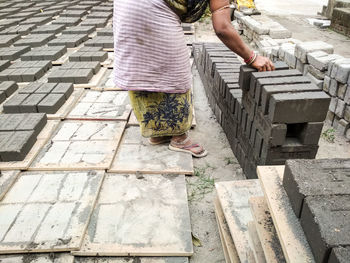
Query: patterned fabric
113 0 191 94
129 90 193 138
164 0 209 23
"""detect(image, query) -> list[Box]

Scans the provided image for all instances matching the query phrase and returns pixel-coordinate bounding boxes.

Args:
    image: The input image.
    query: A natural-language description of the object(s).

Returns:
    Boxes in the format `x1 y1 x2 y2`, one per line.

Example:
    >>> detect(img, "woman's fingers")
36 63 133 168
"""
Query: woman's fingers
251 55 275 71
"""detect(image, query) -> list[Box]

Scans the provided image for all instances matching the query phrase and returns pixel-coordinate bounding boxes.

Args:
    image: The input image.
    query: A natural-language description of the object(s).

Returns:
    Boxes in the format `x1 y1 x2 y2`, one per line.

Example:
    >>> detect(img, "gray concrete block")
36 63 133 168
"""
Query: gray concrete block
337 83 348 99
344 105 350 122
0 114 25 131
307 64 326 80
323 75 331 93
268 91 331 124
306 73 324 89
51 83 74 99
19 83 42 94
335 99 346 118
37 93 66 114
0 130 36 161
3 93 29 113
337 119 350 135
300 195 350 263
0 81 18 97
295 41 334 63
283 159 350 218
334 59 350 83
329 247 350 263
19 93 47 113
34 83 57 94
16 113 47 136
0 60 10 71
329 78 339 97
297 122 324 145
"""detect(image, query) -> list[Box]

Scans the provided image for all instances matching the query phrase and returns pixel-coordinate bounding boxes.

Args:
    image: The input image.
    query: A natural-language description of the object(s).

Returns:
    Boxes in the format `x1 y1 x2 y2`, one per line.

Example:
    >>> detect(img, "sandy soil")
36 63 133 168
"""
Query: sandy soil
187 11 350 263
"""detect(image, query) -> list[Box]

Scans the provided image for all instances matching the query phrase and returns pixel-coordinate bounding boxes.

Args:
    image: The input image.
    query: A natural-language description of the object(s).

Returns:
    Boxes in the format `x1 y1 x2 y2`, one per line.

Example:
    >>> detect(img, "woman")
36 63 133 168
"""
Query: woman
113 0 274 158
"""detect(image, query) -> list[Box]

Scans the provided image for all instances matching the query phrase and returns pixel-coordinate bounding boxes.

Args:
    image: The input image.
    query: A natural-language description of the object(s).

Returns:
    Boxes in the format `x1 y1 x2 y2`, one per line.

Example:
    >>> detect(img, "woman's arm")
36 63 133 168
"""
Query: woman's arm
210 0 274 71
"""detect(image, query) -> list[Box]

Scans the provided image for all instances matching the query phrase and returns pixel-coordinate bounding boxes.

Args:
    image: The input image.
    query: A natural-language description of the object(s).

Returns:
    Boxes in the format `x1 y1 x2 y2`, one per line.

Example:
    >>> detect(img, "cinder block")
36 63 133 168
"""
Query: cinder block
300 195 350 263
334 59 350 83
16 113 47 136
307 51 343 71
337 83 347 99
283 159 350 218
260 83 320 115
295 41 334 63
52 83 74 99
0 114 25 131
34 83 57 94
323 75 331 93
3 93 29 113
37 93 66 114
268 91 331 124
306 73 324 89
0 130 36 161
239 65 257 91
0 81 18 97
329 247 350 263
335 99 346 118
19 93 46 113
344 105 350 122
297 122 324 145
337 119 350 135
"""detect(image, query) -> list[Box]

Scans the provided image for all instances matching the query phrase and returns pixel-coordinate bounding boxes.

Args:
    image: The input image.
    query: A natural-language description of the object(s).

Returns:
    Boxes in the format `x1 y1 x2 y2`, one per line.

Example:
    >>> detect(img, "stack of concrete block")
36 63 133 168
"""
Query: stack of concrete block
283 159 350 263
0 113 47 161
323 57 350 137
194 42 331 178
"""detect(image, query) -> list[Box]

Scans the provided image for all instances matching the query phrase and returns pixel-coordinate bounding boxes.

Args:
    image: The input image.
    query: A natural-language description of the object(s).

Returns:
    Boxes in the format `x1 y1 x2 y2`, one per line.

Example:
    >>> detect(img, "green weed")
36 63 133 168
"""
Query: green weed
321 128 335 143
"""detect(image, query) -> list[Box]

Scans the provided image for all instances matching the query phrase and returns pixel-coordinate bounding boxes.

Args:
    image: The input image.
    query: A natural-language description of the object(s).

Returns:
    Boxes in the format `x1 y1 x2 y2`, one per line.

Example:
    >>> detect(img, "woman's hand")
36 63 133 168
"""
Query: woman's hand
251 55 275 71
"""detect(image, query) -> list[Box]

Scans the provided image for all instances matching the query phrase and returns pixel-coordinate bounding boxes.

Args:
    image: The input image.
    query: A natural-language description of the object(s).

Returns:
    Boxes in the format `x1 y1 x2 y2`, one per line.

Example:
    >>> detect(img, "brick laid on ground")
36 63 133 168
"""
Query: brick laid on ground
37 93 66 114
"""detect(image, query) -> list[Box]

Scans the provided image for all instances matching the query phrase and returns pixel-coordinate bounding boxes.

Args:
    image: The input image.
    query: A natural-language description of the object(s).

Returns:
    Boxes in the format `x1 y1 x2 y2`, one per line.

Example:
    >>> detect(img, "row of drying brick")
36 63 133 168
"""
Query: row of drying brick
283 159 350 263
194 42 330 178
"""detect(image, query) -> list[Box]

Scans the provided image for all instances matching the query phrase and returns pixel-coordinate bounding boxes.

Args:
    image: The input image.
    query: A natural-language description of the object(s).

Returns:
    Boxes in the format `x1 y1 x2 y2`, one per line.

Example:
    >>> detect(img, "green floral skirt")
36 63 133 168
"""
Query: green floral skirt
128 90 193 138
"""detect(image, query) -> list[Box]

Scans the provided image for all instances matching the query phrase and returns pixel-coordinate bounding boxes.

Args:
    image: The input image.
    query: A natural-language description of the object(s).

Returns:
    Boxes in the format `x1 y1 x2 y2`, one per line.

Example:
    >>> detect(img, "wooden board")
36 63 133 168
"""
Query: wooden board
73 174 193 257
74 67 107 89
215 180 263 263
0 120 60 171
214 196 240 263
249 196 286 263
257 166 315 263
66 90 131 121
75 257 189 263
0 171 105 254
0 170 20 201
93 69 123 91
101 52 113 68
47 89 84 120
248 221 266 263
29 120 126 171
108 127 193 175
0 253 74 263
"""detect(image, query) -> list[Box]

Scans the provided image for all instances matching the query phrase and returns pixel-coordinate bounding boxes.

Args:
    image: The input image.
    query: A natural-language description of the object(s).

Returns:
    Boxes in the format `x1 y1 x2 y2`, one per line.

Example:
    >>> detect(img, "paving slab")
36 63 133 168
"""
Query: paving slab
21 46 67 61
30 120 126 171
48 34 88 48
257 166 315 263
109 126 193 175
249 196 286 263
73 174 193 257
0 170 20 201
283 159 350 218
31 24 66 34
215 180 264 263
13 34 55 47
62 25 96 35
0 81 18 98
0 253 74 263
67 90 131 120
0 46 31 61
0 170 104 253
0 35 20 47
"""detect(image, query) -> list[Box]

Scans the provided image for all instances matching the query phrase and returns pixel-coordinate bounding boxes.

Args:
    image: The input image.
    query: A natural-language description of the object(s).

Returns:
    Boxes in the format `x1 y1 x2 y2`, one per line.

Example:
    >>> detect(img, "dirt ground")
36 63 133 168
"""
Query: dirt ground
187 11 350 263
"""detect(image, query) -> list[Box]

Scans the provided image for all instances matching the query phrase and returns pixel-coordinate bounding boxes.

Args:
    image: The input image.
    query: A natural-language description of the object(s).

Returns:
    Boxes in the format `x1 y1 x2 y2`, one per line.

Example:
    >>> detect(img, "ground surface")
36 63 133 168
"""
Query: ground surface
188 1 350 261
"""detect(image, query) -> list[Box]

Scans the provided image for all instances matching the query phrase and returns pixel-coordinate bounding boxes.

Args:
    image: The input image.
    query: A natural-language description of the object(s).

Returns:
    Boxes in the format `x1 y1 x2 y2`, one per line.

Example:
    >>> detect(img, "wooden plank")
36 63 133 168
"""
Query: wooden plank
214 196 240 263
66 90 131 121
29 120 126 171
216 180 263 263
0 120 60 171
257 166 315 263
0 170 20 201
249 196 286 263
75 257 189 263
0 253 74 263
0 171 105 253
47 89 84 120
73 174 193 256
247 221 266 263
108 127 193 175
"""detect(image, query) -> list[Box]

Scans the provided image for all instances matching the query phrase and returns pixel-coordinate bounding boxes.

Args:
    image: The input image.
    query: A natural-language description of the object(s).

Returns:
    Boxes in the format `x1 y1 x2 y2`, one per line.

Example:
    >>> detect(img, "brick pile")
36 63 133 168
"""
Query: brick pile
283 159 350 263
194 42 331 178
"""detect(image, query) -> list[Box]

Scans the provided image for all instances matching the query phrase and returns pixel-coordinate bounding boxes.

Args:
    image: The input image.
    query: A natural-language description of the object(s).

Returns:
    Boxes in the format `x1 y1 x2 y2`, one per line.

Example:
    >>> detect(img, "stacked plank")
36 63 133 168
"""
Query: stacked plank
193 42 331 178
215 160 350 263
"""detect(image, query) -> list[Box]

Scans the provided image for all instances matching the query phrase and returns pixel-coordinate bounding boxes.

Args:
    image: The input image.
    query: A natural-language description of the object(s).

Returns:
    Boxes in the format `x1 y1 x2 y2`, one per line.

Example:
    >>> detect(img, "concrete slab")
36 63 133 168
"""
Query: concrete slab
0 253 74 263
0 171 104 253
75 257 188 263
257 166 315 263
0 170 20 201
73 174 193 257
249 196 286 263
109 127 193 175
67 90 131 120
215 180 264 263
30 121 126 171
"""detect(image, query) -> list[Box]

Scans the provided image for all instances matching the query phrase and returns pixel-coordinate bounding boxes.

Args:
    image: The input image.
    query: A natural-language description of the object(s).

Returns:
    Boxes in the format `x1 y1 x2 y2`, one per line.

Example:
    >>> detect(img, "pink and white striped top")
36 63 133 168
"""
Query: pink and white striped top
113 0 192 94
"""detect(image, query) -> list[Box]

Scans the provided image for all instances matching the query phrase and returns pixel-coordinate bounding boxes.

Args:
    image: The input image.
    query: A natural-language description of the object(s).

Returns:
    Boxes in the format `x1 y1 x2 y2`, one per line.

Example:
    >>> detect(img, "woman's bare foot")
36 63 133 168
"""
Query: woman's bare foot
169 134 208 158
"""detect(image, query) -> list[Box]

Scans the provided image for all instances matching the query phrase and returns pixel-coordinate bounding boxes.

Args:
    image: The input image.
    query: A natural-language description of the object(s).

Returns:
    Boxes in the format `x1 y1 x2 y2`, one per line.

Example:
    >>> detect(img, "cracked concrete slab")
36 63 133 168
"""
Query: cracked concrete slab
0 170 104 253
73 174 193 257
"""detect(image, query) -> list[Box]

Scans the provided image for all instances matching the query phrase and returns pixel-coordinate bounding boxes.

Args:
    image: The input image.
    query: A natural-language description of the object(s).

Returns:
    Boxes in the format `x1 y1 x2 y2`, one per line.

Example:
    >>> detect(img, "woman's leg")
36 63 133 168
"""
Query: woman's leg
170 133 208 157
